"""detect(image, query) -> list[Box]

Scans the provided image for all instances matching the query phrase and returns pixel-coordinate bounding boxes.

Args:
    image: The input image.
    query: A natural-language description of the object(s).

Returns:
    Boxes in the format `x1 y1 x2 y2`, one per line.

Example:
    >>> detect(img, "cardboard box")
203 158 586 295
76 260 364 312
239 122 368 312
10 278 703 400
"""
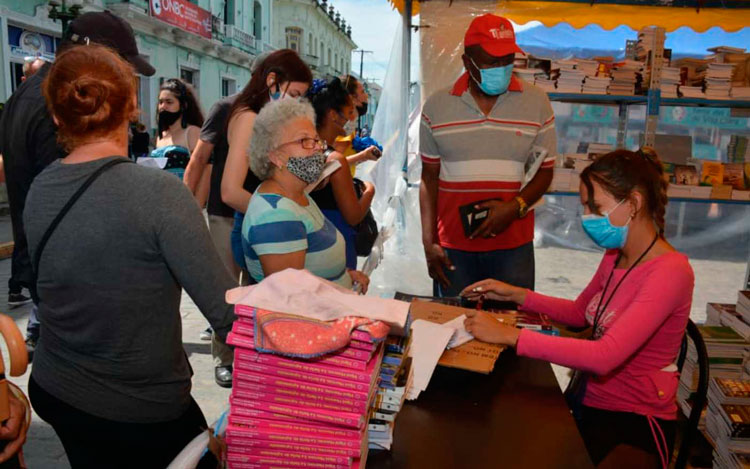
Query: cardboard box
408 301 516 374
711 184 733 200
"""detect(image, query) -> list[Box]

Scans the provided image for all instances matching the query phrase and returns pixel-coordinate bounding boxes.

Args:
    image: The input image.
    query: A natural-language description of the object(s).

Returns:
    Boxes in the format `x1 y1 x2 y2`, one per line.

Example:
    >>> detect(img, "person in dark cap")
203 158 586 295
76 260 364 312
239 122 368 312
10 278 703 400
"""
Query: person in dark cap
0 10 155 359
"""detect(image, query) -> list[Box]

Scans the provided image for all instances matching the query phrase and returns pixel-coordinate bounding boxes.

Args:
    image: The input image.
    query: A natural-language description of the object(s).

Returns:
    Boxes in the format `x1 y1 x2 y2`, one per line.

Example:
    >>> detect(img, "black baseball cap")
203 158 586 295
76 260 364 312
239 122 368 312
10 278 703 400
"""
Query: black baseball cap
65 11 155 76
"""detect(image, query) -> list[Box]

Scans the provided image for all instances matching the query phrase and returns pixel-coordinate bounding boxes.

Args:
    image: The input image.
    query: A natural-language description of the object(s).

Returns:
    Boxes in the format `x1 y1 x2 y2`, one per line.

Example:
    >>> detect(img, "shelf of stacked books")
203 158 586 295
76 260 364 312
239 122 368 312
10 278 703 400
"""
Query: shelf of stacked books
678 290 750 468
660 98 750 109
546 141 750 204
547 93 648 105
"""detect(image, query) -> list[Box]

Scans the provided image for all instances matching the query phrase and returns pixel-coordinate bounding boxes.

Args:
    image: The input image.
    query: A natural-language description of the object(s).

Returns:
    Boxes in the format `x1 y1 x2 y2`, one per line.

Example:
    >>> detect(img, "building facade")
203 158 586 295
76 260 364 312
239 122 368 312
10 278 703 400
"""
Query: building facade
272 0 356 78
0 0 272 134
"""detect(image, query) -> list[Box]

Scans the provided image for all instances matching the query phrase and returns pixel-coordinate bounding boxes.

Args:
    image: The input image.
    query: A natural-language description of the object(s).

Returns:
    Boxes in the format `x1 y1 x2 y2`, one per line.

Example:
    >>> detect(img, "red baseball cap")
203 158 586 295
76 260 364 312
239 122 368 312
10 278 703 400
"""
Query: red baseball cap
465 14 524 57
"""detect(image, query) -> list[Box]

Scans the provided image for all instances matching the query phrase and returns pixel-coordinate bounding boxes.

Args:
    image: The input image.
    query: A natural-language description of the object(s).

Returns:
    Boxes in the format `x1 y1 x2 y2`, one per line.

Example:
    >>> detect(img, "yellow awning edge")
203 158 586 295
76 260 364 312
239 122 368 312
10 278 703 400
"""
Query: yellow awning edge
390 0 750 32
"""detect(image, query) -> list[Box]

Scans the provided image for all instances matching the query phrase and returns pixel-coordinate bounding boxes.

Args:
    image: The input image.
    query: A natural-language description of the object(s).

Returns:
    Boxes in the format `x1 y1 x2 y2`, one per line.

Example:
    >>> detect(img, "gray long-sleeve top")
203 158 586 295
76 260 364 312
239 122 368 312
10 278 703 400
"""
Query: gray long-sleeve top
24 156 236 423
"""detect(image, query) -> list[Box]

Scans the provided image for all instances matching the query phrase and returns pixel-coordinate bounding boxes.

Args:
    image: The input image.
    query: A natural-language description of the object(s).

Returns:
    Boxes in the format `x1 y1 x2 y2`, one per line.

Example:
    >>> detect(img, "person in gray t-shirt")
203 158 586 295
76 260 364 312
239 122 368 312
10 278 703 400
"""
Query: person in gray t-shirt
24 44 235 468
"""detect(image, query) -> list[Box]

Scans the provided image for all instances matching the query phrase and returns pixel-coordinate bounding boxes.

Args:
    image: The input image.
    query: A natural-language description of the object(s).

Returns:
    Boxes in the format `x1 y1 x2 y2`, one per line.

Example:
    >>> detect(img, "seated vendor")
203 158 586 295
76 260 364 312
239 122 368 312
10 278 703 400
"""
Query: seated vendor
241 98 369 292
461 148 694 469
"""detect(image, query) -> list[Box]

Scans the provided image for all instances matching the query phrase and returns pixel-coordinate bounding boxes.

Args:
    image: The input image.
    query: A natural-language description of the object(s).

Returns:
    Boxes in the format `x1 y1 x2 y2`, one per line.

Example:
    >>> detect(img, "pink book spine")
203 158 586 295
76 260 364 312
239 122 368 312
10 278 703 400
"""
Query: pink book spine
227 451 350 468
233 359 371 393
350 330 374 343
234 304 256 319
227 448 350 466
229 334 368 371
229 395 364 429
234 370 370 402
232 382 369 415
232 380 369 414
233 321 256 337
347 339 376 352
227 461 348 469
235 349 372 383
225 435 360 458
226 424 362 450
227 406 301 424
227 414 362 441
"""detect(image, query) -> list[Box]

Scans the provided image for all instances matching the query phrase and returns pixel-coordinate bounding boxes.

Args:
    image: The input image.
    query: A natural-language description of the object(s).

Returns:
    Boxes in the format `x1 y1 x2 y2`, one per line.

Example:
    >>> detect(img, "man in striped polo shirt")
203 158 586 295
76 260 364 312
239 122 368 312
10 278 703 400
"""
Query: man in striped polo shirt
420 14 556 299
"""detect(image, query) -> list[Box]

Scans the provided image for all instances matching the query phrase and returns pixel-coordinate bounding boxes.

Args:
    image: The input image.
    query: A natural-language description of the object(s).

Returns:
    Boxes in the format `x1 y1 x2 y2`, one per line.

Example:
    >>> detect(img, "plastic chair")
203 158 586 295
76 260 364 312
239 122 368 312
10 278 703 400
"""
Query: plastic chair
673 320 709 469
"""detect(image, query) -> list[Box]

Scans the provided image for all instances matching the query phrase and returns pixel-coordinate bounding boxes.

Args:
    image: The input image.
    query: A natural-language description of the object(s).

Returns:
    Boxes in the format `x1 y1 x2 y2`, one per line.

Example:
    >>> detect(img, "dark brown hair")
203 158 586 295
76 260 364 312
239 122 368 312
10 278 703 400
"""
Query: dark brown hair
43 44 137 151
580 148 669 236
342 74 360 96
228 49 312 121
309 77 352 128
157 78 204 137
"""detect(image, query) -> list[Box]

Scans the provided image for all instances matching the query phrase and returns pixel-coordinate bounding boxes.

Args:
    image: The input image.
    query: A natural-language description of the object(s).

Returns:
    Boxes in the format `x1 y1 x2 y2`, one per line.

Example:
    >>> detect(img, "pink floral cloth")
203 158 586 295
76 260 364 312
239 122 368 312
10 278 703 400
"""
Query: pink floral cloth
235 305 390 358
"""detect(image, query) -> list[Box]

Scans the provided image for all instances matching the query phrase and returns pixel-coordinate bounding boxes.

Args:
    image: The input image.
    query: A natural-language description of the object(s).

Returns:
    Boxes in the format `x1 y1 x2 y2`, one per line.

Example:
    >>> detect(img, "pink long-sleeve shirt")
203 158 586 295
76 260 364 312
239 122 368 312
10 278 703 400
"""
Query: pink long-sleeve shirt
517 250 694 420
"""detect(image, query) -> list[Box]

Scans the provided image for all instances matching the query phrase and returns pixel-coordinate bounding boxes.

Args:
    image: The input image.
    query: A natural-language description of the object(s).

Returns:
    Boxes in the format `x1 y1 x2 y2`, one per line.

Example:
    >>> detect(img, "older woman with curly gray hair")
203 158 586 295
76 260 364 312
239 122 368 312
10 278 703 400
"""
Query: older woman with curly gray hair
241 98 369 292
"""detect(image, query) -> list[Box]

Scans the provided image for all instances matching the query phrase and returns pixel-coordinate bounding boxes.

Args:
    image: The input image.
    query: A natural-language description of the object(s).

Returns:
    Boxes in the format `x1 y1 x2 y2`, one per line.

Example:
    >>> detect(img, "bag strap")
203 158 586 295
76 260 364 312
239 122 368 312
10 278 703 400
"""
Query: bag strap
32 158 132 275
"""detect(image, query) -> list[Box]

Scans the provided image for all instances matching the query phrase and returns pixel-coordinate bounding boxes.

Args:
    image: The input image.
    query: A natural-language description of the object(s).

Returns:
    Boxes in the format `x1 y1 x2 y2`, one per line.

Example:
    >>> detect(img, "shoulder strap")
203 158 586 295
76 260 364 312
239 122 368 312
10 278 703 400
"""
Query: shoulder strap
32 158 132 275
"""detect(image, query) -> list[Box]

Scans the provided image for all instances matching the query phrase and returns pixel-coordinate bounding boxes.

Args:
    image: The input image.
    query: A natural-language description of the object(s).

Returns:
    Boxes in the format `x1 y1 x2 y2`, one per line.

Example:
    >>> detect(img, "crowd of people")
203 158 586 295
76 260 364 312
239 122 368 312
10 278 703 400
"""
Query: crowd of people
0 10 696 469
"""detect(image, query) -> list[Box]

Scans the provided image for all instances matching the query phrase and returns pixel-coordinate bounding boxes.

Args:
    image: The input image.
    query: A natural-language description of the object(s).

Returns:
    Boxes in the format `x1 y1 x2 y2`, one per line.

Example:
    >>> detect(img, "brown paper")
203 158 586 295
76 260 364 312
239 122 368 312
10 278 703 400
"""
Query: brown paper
409 301 517 374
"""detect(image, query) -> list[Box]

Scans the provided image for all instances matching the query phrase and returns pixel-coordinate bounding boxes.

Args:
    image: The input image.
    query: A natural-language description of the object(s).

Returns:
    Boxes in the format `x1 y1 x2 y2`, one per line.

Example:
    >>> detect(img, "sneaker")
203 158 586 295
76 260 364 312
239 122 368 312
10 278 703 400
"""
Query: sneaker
199 327 213 341
8 293 32 308
26 336 36 362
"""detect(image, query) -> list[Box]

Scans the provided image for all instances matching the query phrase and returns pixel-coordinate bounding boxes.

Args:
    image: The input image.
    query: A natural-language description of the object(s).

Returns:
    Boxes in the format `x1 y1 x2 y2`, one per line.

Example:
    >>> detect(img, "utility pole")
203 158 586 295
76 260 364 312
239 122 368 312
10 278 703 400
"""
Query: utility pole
353 49 372 133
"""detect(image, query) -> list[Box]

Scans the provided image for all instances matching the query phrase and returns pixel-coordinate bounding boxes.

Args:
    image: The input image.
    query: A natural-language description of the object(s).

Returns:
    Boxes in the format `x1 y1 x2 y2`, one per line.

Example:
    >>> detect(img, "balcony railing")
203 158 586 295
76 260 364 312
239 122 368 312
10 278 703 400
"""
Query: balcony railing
224 25 255 53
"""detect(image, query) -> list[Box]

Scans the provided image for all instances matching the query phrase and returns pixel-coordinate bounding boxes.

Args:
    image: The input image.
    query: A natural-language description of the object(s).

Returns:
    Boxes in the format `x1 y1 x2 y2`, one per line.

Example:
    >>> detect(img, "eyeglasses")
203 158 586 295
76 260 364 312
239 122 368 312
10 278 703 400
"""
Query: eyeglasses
276 137 327 150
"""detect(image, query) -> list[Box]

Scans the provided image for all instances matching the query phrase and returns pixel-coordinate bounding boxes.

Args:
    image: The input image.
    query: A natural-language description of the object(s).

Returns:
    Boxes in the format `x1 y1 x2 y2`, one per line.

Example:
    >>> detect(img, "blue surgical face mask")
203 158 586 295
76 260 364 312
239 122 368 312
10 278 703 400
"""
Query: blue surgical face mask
469 58 513 96
581 199 630 249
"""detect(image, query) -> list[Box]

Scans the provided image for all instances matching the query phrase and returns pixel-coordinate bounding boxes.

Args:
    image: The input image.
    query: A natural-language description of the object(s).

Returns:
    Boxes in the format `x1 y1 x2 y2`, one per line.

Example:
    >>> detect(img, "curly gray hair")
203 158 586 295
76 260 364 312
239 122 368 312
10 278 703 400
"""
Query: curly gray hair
248 98 316 180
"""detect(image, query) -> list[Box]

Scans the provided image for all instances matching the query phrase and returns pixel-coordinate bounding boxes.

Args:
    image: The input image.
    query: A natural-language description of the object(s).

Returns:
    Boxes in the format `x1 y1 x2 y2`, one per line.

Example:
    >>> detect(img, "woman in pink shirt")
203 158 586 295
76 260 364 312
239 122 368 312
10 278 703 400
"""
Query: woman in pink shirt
461 148 694 468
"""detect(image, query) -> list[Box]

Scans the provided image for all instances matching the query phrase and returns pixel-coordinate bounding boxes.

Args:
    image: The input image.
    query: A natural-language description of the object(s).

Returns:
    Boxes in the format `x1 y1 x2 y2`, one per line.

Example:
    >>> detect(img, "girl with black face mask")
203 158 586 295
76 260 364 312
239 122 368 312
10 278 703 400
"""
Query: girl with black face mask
147 78 205 183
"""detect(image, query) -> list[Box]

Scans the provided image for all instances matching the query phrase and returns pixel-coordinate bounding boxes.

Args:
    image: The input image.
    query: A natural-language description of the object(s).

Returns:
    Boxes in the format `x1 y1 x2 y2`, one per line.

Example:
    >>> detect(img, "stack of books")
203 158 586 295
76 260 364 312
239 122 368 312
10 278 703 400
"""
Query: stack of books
553 60 585 93
368 336 414 450
728 136 750 163
678 325 748 428
609 60 642 95
550 168 577 192
680 86 706 98
534 77 557 92
513 68 546 84
224 309 386 469
732 87 750 99
707 303 750 341
582 76 610 95
661 66 681 98
739 291 750 329
705 377 750 468
706 63 735 99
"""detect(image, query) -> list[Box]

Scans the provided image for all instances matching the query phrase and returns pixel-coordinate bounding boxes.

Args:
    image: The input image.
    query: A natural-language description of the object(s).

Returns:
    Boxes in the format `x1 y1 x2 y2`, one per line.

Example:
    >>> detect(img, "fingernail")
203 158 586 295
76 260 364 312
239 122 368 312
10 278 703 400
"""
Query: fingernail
473 287 482 291
449 266 456 271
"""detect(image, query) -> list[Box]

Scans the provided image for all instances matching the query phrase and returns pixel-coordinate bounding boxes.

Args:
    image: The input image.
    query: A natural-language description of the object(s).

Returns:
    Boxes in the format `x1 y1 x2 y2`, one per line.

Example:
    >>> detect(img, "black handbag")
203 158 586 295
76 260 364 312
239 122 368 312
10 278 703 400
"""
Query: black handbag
352 178 378 257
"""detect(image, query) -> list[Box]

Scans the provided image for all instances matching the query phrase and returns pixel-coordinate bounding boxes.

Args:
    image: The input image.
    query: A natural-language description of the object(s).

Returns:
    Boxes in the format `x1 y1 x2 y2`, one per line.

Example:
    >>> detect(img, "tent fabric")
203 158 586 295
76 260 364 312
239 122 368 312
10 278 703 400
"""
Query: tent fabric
388 0 750 32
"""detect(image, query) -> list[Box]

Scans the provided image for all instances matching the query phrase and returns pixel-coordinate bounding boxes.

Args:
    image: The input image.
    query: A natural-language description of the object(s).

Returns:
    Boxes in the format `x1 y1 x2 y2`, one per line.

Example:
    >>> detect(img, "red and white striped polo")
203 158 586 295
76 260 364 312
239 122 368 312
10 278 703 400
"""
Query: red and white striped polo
420 76 557 252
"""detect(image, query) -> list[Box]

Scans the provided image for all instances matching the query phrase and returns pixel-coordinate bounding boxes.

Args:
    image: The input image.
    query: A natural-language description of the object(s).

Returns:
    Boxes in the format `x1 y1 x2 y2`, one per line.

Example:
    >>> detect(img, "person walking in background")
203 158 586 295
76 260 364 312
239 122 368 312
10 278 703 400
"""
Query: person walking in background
26 43 235 469
214 49 312 388
420 14 557 301
0 11 155 359
308 78 375 270
150 79 207 200
183 51 271 348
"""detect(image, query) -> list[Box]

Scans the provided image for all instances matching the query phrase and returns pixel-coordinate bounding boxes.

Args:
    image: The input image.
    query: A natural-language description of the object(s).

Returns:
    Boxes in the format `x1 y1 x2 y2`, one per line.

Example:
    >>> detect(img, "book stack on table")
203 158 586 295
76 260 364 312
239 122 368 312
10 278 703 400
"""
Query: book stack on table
705 378 750 468
368 336 414 451
224 306 385 469
678 325 749 430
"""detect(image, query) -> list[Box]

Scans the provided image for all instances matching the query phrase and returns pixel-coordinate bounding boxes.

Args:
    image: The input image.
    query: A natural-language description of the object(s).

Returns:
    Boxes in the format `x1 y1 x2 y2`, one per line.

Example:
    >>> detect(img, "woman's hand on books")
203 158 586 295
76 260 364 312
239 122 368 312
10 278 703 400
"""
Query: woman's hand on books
460 279 527 305
464 310 520 346
348 269 370 295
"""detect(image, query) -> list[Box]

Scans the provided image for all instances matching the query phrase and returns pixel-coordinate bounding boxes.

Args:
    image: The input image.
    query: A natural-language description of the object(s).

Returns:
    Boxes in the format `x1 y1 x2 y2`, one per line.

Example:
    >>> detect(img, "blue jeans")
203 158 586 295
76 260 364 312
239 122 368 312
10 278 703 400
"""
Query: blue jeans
434 242 535 302
230 212 248 272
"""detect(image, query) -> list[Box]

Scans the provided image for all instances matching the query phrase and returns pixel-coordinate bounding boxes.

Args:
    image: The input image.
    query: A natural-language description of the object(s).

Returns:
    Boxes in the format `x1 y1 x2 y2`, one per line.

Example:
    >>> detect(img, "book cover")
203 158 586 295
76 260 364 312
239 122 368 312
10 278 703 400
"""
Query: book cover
701 161 724 186
229 333 370 371
226 448 351 467
721 404 750 439
225 435 360 458
231 383 369 414
226 423 362 449
234 370 370 403
699 326 746 343
227 414 362 441
674 165 698 185
226 452 349 469
230 395 365 429
724 163 746 190
715 378 750 399
234 348 379 387
234 359 372 393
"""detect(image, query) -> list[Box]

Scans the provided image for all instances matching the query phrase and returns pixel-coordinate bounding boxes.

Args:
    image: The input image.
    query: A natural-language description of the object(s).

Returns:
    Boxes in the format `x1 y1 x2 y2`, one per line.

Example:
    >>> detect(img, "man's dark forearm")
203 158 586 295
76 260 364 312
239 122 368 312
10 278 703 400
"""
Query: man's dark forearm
518 167 553 207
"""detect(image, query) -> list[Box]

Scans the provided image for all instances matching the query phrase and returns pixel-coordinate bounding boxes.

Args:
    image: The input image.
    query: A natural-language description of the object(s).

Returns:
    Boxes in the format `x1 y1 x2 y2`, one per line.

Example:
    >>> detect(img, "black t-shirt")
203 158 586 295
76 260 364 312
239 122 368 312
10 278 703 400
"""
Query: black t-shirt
202 95 261 217
0 62 64 289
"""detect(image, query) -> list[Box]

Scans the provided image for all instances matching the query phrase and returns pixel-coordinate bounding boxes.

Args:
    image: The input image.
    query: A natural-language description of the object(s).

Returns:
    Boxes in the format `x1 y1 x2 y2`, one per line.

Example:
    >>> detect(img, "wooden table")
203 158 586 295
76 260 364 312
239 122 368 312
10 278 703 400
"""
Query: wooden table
367 352 594 469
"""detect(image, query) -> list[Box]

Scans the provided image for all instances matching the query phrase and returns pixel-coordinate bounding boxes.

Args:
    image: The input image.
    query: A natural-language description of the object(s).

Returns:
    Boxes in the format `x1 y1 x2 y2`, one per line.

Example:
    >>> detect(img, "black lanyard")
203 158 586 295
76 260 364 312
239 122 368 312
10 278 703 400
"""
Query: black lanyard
591 234 659 337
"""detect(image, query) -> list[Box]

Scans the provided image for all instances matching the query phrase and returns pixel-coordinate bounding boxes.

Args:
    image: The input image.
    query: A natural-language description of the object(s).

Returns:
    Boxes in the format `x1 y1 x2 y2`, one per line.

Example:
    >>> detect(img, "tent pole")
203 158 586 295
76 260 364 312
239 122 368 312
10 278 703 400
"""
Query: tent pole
401 0 413 174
